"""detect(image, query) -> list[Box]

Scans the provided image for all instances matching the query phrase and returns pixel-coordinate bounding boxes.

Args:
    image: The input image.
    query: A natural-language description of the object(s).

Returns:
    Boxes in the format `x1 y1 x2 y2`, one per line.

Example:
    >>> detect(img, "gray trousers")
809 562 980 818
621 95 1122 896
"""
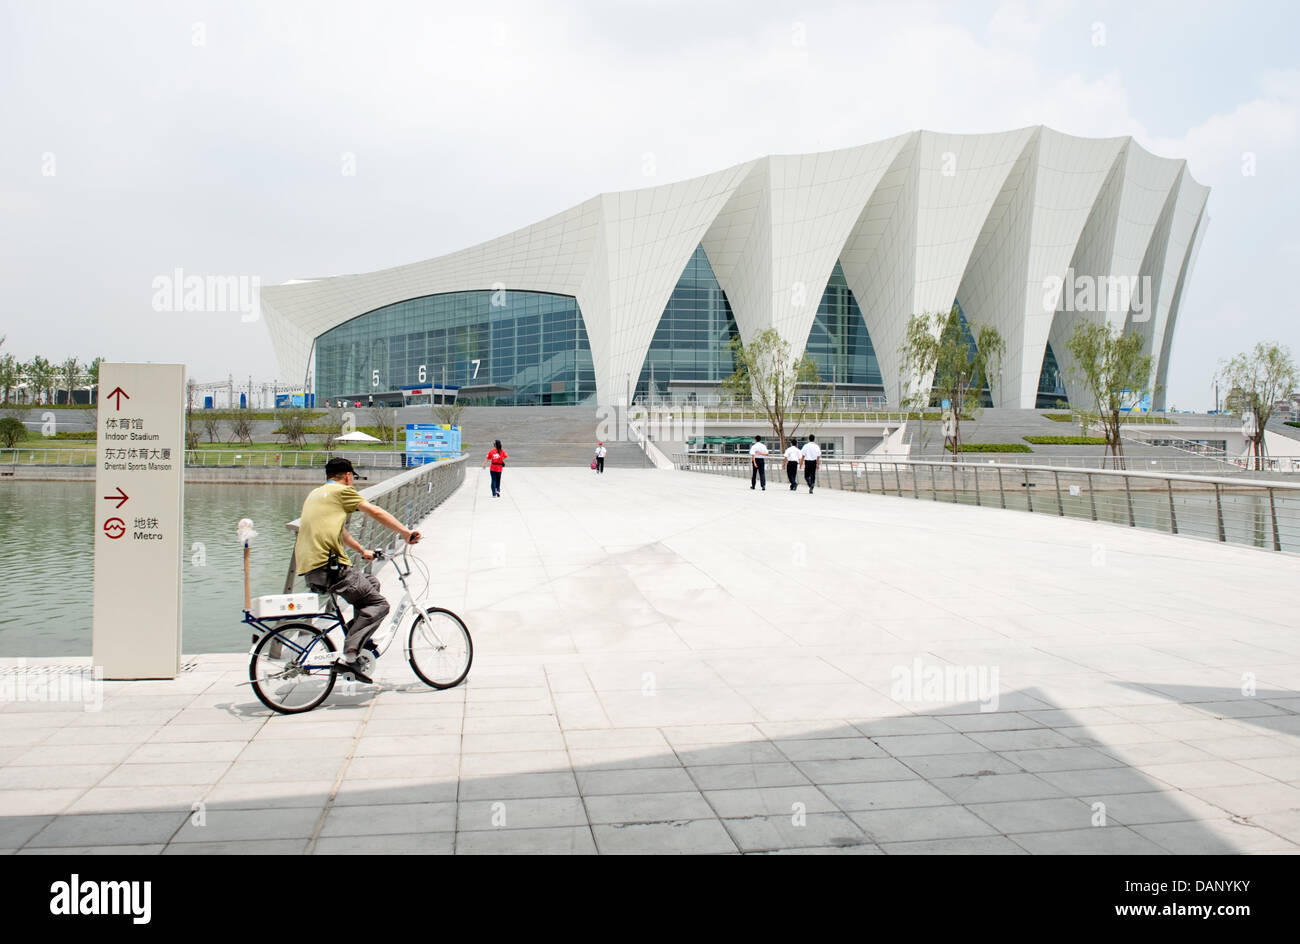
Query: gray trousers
305 564 390 655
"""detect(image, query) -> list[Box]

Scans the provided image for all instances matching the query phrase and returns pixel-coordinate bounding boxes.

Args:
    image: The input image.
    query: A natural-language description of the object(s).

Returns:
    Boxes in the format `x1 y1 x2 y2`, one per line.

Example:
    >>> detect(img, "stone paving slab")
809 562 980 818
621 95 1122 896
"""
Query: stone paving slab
3 467 1300 853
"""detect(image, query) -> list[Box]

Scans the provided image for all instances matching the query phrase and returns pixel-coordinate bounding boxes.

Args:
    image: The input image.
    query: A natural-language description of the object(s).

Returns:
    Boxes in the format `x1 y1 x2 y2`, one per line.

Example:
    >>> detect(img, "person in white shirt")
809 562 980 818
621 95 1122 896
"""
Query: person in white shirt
748 435 769 490
783 441 801 491
800 434 822 493
594 441 607 474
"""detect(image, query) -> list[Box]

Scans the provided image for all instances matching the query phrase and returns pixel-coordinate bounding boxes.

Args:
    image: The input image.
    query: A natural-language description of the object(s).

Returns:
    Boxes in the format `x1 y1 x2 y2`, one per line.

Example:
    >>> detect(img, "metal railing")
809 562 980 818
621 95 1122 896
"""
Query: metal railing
1119 432 1227 459
640 393 891 410
2 447 97 466
672 454 1300 554
282 454 467 592
0 447 427 469
185 449 414 469
669 409 914 425
683 450 1299 476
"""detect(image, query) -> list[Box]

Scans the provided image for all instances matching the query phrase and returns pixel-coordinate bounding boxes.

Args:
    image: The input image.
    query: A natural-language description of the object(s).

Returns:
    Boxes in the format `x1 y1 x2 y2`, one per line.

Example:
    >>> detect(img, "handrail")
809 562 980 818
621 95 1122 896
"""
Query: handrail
675 453 1300 490
679 450 1300 476
0 447 444 469
281 455 468 592
671 452 1300 554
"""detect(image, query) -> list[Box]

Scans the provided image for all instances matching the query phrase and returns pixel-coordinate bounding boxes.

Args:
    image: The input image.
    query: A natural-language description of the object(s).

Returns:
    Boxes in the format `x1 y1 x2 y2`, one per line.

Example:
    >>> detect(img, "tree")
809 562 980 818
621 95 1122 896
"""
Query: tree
185 379 200 450
1216 342 1299 471
60 357 80 406
721 327 824 448
899 305 1004 456
322 403 347 450
0 416 25 448
201 412 224 444
228 413 255 445
86 357 103 403
277 411 309 449
0 354 17 405
1066 321 1154 469
27 356 55 405
434 400 465 427
372 403 397 442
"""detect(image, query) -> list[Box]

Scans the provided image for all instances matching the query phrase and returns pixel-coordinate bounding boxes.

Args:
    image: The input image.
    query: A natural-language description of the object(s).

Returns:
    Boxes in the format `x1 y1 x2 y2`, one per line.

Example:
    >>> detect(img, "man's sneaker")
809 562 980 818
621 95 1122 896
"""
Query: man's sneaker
336 656 373 685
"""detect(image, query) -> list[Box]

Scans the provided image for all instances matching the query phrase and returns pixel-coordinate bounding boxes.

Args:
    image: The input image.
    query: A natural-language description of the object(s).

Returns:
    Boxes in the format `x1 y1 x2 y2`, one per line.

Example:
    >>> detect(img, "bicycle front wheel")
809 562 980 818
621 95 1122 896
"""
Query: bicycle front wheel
250 623 337 714
407 607 472 689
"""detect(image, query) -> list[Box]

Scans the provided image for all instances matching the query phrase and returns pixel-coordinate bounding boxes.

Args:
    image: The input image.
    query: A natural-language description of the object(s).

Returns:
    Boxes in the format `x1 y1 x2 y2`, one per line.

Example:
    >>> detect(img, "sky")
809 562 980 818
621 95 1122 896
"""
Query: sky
0 0 1296 410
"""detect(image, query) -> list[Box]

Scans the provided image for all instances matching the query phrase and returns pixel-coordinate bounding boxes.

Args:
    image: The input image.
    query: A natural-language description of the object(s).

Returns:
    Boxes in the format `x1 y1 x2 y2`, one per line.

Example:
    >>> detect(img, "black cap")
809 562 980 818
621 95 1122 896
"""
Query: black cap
325 457 355 479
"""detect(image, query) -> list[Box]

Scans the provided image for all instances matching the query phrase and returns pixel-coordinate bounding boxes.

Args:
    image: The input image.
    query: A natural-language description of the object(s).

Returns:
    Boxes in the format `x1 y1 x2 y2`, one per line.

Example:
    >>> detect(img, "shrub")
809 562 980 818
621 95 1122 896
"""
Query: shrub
1023 435 1108 445
1042 413 1075 422
944 441 1032 453
0 416 26 447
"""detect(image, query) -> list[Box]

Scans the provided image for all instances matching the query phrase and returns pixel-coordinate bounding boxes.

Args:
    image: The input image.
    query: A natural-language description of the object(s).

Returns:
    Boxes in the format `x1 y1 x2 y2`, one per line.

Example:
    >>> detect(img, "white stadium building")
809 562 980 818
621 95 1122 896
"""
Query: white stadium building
261 126 1209 411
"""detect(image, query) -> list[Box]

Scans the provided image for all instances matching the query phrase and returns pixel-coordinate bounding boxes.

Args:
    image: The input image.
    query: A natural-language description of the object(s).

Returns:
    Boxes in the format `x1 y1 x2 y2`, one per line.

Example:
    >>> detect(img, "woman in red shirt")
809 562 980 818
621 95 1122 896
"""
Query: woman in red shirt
482 439 507 497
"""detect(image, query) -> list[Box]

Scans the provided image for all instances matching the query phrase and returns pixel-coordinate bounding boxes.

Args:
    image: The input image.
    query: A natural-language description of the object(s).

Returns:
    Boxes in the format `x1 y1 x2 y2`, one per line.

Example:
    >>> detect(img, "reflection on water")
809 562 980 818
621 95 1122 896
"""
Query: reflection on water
1 482 310 657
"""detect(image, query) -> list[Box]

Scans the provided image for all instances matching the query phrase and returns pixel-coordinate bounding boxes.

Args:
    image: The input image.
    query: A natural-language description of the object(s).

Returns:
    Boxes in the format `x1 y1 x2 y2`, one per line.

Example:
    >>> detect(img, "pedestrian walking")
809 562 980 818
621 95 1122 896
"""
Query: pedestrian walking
783 440 801 490
594 441 607 474
800 434 822 493
482 439 507 497
749 435 769 490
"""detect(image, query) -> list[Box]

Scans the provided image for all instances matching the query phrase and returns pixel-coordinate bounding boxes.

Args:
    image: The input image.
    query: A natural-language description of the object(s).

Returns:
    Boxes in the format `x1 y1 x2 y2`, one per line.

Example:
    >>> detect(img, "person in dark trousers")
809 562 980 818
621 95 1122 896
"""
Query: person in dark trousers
594 441 606 473
749 435 768 490
800 434 822 493
483 440 507 496
294 457 421 684
783 439 801 490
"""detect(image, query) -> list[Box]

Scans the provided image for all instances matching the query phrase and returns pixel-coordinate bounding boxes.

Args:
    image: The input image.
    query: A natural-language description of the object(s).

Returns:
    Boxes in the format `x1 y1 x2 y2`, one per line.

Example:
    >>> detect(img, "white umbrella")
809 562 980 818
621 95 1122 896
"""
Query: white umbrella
335 430 382 443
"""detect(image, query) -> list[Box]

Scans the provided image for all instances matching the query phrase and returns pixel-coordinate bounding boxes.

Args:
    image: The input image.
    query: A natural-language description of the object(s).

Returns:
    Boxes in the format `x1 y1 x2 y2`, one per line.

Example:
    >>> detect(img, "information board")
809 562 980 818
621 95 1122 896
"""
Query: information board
406 424 461 465
92 363 186 679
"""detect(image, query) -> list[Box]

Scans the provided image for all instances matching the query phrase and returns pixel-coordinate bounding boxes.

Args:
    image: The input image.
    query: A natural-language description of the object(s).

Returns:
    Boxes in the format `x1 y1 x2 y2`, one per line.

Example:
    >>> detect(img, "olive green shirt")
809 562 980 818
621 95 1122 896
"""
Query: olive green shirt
294 481 364 574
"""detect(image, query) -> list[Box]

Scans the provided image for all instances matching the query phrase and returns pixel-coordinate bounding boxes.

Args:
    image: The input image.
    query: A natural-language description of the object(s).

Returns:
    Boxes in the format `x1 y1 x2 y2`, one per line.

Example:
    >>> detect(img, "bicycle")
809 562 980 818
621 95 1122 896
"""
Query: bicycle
243 544 472 714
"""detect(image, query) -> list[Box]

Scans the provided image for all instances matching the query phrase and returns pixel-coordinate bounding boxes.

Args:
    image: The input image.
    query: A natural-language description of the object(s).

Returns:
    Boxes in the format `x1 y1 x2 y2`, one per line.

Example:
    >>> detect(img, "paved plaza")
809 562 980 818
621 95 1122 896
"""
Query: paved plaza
3 466 1300 854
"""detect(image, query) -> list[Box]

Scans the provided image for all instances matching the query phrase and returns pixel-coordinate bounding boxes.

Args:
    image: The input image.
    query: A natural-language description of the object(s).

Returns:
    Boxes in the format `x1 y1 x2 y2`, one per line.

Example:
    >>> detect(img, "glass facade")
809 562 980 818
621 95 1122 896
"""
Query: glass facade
803 261 882 388
314 291 595 406
1035 341 1069 408
635 245 740 401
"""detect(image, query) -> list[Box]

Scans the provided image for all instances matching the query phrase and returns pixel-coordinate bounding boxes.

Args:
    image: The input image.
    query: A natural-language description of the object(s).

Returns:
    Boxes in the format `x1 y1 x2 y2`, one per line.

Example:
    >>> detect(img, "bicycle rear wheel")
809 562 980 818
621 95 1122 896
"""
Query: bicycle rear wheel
250 623 337 714
407 607 472 689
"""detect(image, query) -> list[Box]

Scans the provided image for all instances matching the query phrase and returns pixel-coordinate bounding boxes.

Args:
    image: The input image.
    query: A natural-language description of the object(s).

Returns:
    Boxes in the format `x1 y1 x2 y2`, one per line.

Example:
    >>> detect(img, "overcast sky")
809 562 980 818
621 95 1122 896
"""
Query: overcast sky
1 0 1296 409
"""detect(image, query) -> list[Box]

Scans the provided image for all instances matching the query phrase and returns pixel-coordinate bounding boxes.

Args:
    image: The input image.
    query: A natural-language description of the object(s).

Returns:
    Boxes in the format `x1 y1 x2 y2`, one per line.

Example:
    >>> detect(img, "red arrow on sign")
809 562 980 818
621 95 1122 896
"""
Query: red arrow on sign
106 386 130 410
103 486 129 509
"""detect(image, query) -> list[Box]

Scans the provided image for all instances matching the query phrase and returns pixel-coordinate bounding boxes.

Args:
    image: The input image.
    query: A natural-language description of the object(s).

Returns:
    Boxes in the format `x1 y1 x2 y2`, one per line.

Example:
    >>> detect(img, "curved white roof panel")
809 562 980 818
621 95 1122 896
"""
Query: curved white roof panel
261 126 1208 408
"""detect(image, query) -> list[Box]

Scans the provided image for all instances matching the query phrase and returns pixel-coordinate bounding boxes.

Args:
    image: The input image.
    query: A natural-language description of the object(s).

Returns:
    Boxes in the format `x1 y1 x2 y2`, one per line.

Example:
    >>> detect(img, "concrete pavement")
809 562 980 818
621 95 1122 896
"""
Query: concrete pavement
2 466 1298 854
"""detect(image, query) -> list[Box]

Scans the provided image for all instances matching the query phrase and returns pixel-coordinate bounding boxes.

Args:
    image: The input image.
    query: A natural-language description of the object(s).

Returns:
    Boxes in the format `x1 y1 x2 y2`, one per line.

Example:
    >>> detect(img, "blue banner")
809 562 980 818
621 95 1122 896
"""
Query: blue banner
406 424 462 465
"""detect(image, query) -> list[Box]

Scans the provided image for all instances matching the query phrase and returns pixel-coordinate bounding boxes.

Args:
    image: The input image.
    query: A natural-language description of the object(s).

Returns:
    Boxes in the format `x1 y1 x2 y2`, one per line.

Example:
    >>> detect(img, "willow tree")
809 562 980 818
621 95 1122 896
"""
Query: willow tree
900 305 1003 456
1216 342 1298 471
1066 321 1154 469
722 327 824 449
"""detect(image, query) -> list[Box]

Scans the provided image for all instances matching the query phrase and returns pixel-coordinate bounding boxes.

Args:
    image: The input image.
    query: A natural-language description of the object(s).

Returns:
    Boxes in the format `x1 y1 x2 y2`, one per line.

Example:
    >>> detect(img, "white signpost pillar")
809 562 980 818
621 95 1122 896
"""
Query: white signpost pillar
92 363 186 679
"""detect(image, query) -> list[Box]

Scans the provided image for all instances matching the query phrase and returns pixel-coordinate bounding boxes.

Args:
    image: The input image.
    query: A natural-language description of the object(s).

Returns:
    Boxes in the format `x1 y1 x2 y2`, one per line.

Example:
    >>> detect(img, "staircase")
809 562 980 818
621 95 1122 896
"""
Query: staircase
455 406 649 468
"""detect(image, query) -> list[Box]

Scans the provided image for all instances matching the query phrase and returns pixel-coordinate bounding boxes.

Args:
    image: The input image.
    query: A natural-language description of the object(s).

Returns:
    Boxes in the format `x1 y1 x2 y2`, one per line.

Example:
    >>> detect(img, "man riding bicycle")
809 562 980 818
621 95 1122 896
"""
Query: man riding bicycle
293 457 421 684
